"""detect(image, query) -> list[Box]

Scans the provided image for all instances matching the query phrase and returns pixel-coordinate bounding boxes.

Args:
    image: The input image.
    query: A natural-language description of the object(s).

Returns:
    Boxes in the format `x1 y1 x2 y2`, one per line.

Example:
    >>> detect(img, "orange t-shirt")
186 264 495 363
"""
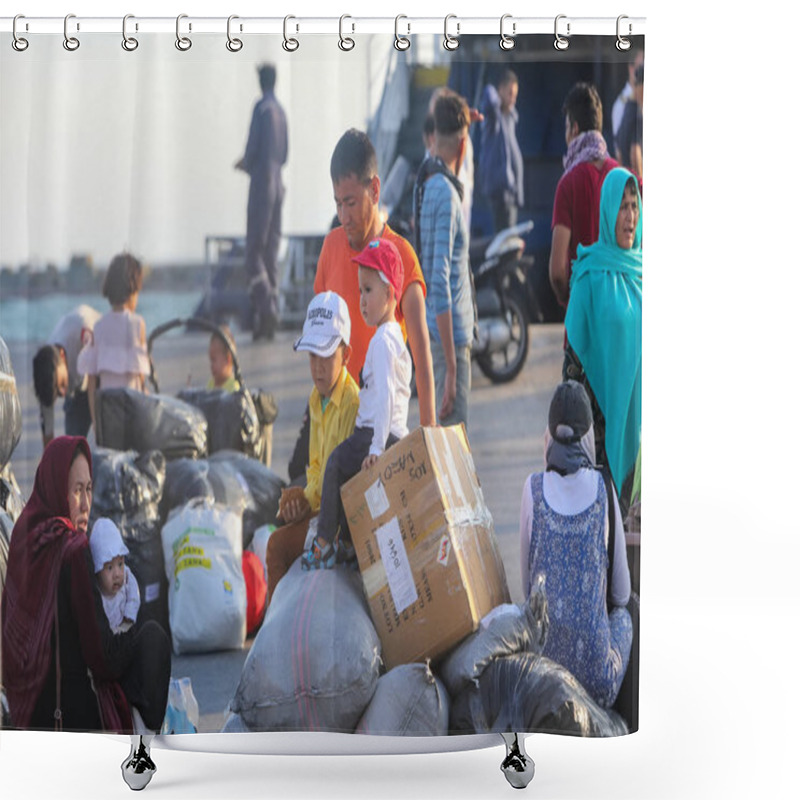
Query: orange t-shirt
314 224 426 383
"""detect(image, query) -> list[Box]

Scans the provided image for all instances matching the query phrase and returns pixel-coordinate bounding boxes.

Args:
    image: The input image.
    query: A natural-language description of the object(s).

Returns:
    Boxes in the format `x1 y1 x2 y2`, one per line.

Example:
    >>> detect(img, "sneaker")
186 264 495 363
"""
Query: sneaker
300 535 337 570
336 538 358 569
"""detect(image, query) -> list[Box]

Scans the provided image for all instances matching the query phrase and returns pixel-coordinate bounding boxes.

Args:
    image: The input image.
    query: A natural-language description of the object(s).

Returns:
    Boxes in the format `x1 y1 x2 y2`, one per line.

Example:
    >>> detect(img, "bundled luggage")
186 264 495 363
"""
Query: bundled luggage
162 453 283 550
356 663 450 736
177 386 261 459
94 387 207 459
449 652 628 737
231 560 382 732
161 499 247 655
0 337 22 472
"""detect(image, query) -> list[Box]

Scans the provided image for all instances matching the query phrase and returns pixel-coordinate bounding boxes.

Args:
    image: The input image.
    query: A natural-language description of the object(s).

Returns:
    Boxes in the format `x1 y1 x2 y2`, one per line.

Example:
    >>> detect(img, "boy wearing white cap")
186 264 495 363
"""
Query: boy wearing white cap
302 238 412 570
90 518 141 634
265 291 360 597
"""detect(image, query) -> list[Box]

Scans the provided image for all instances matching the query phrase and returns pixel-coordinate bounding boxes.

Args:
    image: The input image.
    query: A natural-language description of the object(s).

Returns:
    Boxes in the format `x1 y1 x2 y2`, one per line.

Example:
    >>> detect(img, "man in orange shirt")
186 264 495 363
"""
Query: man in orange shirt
314 128 436 426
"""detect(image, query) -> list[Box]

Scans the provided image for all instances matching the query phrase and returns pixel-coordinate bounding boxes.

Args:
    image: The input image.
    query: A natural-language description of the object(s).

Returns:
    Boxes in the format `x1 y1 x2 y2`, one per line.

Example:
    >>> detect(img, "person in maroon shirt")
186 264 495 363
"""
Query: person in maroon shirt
549 83 619 308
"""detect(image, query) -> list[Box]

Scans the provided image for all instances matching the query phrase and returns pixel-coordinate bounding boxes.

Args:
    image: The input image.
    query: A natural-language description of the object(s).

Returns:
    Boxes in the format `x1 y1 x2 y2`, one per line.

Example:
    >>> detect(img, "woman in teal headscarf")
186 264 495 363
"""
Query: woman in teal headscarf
564 167 642 501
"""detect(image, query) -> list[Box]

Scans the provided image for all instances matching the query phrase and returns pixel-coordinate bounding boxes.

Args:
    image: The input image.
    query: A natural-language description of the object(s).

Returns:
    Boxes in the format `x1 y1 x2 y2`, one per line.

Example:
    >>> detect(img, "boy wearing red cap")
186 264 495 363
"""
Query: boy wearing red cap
302 238 411 569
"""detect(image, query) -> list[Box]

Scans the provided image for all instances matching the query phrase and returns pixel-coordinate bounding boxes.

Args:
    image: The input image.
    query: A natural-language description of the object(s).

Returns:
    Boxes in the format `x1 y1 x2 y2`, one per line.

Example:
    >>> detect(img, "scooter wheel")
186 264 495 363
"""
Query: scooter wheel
476 295 529 384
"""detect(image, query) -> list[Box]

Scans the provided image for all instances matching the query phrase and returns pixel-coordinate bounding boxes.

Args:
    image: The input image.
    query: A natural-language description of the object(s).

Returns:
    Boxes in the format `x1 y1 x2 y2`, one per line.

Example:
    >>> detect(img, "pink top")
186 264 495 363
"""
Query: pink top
77 309 149 390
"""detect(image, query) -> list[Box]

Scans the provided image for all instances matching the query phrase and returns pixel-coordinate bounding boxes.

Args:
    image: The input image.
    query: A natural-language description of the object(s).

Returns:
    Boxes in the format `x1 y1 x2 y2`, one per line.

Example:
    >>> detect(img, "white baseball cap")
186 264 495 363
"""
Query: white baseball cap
293 291 351 357
89 517 129 573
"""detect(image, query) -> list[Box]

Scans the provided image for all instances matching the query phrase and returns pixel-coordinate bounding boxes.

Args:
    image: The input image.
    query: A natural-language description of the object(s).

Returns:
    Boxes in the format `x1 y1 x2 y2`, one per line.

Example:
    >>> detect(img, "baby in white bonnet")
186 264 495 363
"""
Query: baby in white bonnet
90 518 141 634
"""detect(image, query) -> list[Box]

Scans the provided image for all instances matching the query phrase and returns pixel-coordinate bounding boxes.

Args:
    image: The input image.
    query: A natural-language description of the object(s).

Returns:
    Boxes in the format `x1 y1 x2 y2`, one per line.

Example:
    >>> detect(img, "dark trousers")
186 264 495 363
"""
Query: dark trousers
64 390 92 437
317 426 399 545
245 174 284 325
119 620 172 732
490 190 518 234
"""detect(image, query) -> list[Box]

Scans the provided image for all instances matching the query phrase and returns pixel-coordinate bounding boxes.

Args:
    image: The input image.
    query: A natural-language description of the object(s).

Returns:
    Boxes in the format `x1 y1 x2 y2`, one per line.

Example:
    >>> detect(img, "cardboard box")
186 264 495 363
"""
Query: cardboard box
341 425 510 670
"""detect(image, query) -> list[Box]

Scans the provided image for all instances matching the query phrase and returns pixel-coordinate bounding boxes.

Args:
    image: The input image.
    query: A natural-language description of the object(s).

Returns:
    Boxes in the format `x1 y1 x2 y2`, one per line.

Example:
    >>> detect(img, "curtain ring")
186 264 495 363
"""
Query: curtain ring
499 14 516 51
339 15 355 51
443 14 460 51
122 14 139 51
12 15 29 52
282 15 299 51
394 14 410 51
176 14 192 51
63 13 80 51
554 14 570 51
616 15 632 51
226 15 243 52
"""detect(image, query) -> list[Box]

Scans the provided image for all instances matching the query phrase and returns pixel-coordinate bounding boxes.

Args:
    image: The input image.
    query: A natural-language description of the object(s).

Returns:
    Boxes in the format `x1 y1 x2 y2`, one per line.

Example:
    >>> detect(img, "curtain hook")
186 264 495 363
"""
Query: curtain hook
122 14 139 52
63 13 80 51
394 14 411 51
616 15 632 51
500 14 516 51
554 14 570 51
282 15 299 51
12 14 29 52
176 13 192 51
226 15 243 52
443 14 460 51
339 15 355 51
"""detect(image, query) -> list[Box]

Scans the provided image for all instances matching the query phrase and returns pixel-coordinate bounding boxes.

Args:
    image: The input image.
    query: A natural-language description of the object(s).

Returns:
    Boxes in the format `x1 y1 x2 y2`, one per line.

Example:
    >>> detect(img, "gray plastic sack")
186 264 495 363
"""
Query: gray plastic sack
0 337 22 471
438 577 549 697
356 663 450 736
95 387 207 460
450 652 628 738
231 560 381 733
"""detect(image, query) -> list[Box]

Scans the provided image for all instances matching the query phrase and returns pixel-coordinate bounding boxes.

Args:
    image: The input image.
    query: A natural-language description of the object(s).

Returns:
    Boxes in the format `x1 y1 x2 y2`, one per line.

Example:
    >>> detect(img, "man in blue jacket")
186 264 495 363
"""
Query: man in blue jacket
478 70 524 234
236 63 288 341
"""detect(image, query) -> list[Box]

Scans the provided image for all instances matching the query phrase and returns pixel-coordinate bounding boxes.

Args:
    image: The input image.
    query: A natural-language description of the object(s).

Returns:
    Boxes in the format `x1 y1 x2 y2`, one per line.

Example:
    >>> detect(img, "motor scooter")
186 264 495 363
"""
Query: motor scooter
470 221 533 384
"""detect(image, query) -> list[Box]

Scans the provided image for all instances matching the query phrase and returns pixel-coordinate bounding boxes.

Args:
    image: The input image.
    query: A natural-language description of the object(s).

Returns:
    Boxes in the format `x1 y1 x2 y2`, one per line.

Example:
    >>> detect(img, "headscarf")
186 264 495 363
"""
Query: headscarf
544 380 597 476
2 437 129 731
565 167 642 491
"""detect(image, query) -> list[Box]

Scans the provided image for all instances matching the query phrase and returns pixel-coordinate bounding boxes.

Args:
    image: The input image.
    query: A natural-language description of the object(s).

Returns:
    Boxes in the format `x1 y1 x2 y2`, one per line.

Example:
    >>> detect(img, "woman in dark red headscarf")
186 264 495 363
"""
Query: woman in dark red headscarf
2 436 133 731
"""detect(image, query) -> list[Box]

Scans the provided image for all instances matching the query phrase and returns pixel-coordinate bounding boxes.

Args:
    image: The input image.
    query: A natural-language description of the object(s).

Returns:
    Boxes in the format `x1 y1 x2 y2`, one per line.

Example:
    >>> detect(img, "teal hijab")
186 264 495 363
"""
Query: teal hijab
565 167 642 492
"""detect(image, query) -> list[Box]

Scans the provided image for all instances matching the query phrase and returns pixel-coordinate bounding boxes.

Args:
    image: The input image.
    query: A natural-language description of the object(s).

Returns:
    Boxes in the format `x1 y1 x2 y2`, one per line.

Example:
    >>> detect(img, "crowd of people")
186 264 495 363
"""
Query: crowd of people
2 54 642 733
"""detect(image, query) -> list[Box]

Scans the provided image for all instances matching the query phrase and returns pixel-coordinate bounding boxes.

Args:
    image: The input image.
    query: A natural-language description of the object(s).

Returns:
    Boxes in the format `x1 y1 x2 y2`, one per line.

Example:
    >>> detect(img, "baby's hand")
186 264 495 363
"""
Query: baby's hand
362 454 379 471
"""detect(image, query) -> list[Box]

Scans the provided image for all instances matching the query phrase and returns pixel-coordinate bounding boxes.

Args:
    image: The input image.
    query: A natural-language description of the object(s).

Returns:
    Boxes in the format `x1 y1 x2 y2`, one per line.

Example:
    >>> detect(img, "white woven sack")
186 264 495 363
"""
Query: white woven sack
161 499 246 655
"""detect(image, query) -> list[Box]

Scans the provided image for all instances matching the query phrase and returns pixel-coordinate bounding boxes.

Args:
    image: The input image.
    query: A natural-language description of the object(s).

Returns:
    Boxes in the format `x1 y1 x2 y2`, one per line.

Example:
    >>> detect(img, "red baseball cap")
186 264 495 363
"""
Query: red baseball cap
352 238 404 308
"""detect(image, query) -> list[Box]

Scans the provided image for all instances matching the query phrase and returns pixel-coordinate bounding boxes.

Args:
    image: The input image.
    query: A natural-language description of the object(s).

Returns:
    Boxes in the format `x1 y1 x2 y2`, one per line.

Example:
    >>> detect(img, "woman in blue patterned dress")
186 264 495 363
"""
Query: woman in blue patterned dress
519 380 632 708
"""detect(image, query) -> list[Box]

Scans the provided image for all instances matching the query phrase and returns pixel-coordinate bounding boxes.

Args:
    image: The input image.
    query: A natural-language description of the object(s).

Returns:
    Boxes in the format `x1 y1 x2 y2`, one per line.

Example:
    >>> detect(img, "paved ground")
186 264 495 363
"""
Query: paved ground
6 320 565 732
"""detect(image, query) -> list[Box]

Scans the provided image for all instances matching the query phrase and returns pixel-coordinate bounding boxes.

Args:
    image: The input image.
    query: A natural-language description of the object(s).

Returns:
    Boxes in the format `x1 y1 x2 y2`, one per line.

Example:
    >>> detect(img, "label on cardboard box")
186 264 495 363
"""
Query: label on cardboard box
365 477 390 519
437 534 451 567
375 516 418 613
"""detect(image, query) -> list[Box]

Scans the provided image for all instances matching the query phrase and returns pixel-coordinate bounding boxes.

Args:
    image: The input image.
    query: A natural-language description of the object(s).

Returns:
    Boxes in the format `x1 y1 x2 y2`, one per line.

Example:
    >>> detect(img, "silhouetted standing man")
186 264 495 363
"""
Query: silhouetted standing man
236 63 288 341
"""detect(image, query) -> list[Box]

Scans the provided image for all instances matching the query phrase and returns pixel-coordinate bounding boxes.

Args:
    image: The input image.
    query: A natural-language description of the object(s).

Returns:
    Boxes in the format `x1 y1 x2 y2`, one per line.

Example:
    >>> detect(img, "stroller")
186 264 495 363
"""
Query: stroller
147 317 278 466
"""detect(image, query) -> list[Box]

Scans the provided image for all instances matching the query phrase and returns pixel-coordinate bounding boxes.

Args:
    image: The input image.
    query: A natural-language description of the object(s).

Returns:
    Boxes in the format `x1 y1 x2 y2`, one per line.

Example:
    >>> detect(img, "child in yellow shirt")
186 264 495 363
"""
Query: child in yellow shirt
265 292 359 601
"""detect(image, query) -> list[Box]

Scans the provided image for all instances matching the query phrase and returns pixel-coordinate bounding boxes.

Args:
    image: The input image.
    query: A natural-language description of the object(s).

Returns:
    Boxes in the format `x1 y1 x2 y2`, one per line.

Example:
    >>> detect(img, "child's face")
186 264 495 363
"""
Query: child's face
98 555 125 598
125 291 139 312
309 344 350 398
358 266 394 328
209 338 233 387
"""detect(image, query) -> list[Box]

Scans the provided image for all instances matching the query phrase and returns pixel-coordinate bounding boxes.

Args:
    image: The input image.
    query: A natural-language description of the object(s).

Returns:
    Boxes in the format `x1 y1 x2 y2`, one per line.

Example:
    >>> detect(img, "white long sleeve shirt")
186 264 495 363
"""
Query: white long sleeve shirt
355 321 411 456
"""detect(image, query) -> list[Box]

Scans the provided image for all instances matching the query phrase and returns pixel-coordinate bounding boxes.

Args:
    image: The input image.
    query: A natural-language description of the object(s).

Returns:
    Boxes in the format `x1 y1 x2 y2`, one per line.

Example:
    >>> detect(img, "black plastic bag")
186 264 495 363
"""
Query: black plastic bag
95 387 207 460
0 337 22 471
161 458 257 550
209 451 284 548
177 387 260 457
449 652 628 738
